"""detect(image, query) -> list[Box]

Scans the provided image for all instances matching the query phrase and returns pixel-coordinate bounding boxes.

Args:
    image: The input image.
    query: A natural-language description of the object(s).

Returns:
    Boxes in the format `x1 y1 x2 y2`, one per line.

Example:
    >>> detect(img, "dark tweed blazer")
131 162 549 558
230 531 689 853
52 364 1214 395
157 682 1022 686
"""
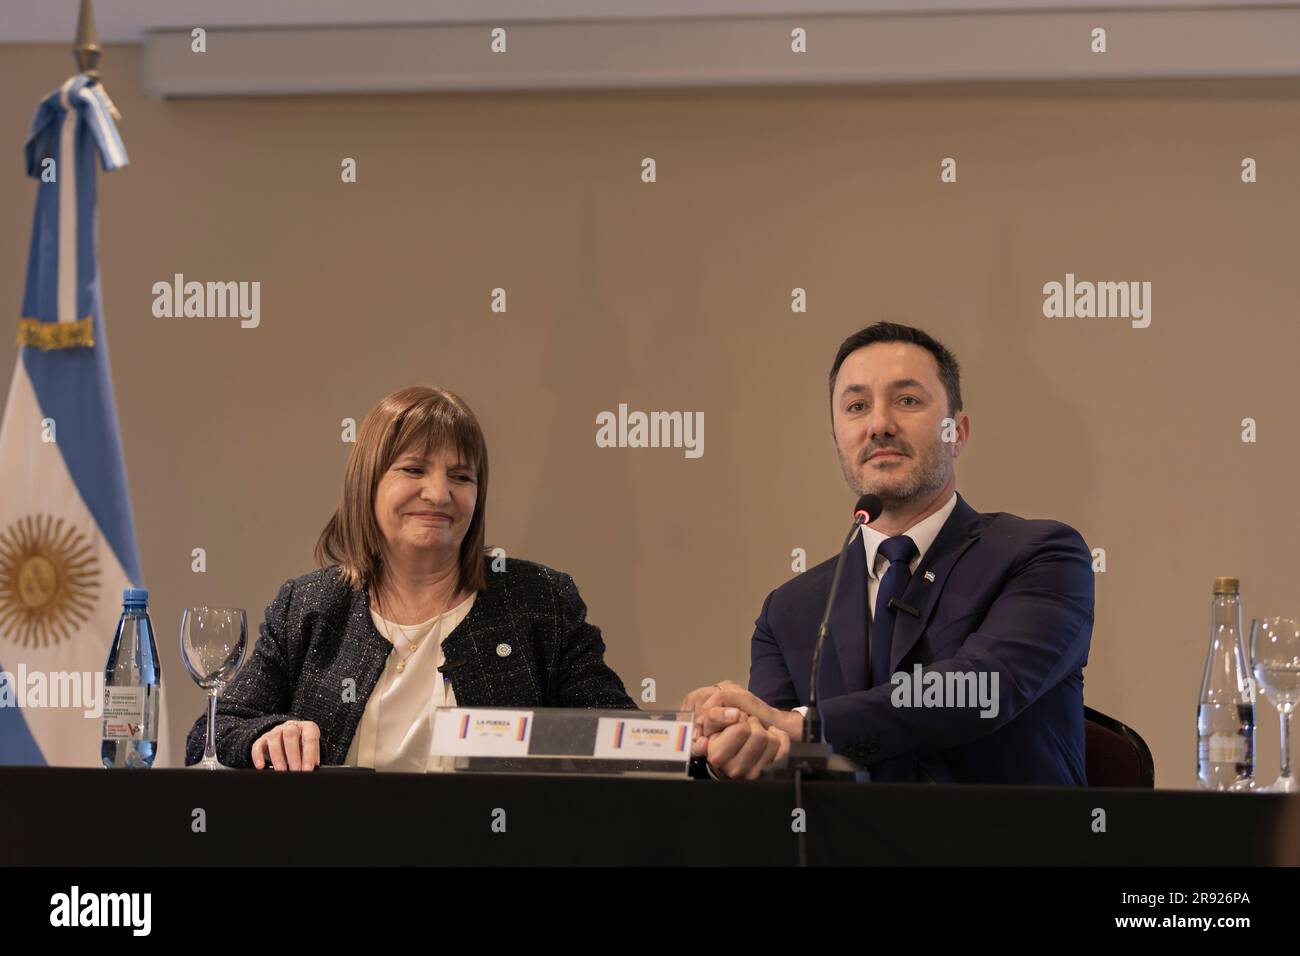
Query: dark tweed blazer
184 557 636 767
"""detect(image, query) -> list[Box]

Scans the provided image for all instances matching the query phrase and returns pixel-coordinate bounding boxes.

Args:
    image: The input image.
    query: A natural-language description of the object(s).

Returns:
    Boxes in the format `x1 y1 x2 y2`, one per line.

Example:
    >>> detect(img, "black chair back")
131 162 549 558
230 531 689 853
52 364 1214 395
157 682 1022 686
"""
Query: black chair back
1084 705 1155 787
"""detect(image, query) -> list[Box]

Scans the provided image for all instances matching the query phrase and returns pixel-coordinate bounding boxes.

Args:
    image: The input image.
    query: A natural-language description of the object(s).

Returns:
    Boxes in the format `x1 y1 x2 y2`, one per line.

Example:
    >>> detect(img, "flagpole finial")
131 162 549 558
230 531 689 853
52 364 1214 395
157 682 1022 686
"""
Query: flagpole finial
74 0 101 82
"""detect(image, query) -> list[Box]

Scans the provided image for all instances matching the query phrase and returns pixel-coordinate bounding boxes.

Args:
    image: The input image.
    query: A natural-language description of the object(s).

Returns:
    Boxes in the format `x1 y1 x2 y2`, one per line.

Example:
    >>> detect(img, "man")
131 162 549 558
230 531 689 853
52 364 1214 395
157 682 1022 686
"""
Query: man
685 322 1093 784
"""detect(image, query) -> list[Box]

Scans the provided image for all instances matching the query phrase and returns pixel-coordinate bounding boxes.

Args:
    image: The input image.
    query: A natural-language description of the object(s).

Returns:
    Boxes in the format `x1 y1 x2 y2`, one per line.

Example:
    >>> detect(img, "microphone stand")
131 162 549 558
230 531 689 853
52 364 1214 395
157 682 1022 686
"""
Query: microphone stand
764 516 870 783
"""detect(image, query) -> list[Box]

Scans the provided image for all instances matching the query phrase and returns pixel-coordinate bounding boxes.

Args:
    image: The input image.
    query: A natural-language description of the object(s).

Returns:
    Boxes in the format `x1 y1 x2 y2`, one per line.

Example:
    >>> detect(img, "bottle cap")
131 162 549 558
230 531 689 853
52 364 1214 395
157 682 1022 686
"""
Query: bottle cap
1213 577 1240 594
123 587 149 605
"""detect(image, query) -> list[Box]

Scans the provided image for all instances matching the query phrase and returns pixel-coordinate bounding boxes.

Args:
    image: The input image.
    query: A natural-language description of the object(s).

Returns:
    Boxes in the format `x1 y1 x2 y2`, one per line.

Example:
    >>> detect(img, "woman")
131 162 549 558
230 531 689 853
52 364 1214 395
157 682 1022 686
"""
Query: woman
184 385 635 771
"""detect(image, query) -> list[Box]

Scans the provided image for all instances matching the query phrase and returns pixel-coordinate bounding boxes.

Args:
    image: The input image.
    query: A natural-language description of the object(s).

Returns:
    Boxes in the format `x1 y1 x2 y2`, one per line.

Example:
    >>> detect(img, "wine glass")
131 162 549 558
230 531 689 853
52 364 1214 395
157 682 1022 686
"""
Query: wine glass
1250 617 1300 793
180 607 248 770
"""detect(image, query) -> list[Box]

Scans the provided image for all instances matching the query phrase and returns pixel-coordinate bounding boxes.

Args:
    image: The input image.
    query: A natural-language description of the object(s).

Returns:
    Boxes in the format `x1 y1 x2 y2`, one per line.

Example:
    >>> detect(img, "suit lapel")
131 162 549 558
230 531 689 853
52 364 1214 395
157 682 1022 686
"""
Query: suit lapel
888 493 984 674
335 585 397 764
435 571 495 705
828 531 869 696
348 585 392 661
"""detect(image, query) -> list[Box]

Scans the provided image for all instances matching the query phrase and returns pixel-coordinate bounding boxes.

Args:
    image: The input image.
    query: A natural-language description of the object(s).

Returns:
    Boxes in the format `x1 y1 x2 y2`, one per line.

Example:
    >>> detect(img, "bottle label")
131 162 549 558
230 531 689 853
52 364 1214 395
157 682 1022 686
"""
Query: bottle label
102 686 147 740
1199 734 1247 763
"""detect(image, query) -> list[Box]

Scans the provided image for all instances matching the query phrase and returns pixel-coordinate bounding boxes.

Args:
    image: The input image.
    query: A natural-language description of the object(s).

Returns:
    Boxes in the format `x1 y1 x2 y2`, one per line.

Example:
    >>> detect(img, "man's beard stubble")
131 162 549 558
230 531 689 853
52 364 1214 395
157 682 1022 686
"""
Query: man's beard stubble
838 439 950 510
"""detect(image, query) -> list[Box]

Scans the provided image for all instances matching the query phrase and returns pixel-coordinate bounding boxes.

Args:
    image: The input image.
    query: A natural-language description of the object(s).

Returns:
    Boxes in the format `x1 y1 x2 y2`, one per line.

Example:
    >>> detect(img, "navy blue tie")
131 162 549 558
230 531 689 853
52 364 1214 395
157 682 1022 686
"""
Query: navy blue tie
871 535 919 687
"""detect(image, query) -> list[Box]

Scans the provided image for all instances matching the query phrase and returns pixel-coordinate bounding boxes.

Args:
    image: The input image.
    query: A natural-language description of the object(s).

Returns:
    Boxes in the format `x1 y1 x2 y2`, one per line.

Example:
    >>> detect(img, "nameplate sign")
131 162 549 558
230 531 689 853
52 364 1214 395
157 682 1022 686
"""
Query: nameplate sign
431 708 534 757
429 707 694 774
593 717 692 761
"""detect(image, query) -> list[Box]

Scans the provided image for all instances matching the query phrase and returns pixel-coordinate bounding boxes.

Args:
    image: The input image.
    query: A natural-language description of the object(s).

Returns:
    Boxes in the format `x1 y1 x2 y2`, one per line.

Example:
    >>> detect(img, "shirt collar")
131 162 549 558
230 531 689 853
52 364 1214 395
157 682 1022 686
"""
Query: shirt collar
862 491 958 580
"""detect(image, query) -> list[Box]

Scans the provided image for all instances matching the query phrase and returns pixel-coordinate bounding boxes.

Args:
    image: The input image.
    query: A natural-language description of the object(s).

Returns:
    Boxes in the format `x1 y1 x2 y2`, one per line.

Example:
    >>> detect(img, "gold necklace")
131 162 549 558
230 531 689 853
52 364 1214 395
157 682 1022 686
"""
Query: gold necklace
384 617 421 673
374 587 460 673
378 607 449 674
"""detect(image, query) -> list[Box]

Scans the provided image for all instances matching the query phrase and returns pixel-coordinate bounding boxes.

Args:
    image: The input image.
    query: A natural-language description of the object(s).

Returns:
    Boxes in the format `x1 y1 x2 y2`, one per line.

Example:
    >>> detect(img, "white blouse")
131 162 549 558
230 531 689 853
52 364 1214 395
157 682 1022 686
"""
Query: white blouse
342 592 476 772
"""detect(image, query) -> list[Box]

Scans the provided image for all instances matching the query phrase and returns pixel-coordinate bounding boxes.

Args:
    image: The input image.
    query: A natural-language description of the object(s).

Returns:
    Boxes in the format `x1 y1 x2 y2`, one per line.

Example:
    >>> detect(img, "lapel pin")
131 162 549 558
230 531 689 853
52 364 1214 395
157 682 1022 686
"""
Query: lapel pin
496 643 512 658
924 571 936 583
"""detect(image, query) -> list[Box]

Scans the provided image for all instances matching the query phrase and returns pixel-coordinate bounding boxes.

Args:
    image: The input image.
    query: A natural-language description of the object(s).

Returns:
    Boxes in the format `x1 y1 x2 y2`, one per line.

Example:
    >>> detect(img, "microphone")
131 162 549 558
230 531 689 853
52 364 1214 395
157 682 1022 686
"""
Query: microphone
852 497 880 526
807 493 880 743
888 598 920 618
765 493 880 782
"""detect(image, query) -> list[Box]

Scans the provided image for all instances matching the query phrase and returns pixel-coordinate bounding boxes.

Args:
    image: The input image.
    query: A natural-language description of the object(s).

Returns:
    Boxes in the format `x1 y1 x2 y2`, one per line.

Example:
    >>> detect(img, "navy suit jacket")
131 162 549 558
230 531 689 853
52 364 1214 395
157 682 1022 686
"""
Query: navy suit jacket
749 492 1093 785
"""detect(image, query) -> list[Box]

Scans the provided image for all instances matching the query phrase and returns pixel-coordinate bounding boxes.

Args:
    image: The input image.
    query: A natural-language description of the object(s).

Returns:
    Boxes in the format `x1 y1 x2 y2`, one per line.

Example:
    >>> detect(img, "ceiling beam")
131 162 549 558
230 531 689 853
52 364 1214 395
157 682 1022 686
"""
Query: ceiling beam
142 9 1300 98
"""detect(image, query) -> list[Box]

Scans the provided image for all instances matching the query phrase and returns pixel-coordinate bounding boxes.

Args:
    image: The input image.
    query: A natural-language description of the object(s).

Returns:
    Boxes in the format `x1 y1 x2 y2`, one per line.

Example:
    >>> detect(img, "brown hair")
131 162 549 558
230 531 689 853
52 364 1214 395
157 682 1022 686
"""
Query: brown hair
828 322 963 418
315 385 490 597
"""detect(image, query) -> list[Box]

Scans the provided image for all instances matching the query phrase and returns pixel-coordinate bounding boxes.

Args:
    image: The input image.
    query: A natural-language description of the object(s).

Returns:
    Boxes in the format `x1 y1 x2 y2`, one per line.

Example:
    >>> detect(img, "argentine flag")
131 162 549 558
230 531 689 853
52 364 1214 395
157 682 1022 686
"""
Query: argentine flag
0 75 170 766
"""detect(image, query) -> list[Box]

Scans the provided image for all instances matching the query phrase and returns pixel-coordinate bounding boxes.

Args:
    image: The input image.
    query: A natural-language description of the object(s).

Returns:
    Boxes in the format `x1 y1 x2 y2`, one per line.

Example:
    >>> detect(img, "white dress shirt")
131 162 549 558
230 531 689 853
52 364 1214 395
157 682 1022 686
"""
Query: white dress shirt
860 491 958 620
342 592 475 772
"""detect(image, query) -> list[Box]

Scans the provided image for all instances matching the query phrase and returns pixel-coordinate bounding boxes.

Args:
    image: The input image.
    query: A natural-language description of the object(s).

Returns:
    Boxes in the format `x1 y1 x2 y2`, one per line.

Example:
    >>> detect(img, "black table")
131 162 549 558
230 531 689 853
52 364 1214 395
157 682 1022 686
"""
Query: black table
2 767 1295 866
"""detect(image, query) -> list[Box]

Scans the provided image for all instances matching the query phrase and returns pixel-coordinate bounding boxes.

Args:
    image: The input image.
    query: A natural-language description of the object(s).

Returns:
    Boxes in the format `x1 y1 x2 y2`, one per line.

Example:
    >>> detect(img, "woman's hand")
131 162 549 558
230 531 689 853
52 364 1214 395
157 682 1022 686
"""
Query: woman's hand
252 719 321 771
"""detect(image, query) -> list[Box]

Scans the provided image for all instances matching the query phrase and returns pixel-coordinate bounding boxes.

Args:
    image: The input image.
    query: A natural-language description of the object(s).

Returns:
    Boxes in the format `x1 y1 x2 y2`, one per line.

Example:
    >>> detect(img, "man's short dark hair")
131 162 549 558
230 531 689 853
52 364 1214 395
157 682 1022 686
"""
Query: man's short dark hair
828 322 963 417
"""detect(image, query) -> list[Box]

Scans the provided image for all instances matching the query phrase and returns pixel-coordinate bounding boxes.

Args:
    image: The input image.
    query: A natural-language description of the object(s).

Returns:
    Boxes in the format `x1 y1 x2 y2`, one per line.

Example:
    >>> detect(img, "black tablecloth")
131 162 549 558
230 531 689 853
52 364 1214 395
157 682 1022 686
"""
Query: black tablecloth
2 767 1294 865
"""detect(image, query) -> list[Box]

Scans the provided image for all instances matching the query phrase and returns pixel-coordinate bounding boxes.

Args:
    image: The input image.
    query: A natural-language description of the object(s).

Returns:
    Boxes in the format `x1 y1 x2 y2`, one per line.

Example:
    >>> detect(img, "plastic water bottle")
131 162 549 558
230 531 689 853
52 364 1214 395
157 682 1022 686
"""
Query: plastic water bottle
101 588 162 768
1197 577 1255 790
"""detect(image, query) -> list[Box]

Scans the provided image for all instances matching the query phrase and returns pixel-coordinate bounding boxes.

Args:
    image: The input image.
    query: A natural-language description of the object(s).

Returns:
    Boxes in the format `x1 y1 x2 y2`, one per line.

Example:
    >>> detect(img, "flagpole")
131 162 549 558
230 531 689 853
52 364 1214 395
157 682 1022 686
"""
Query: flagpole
73 1 121 120
73 0 100 84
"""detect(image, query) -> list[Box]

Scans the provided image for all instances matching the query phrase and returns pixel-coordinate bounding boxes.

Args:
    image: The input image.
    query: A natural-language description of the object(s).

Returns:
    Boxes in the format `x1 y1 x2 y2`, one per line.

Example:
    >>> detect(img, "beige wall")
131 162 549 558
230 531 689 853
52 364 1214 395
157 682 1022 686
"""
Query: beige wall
3 43 1299 787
